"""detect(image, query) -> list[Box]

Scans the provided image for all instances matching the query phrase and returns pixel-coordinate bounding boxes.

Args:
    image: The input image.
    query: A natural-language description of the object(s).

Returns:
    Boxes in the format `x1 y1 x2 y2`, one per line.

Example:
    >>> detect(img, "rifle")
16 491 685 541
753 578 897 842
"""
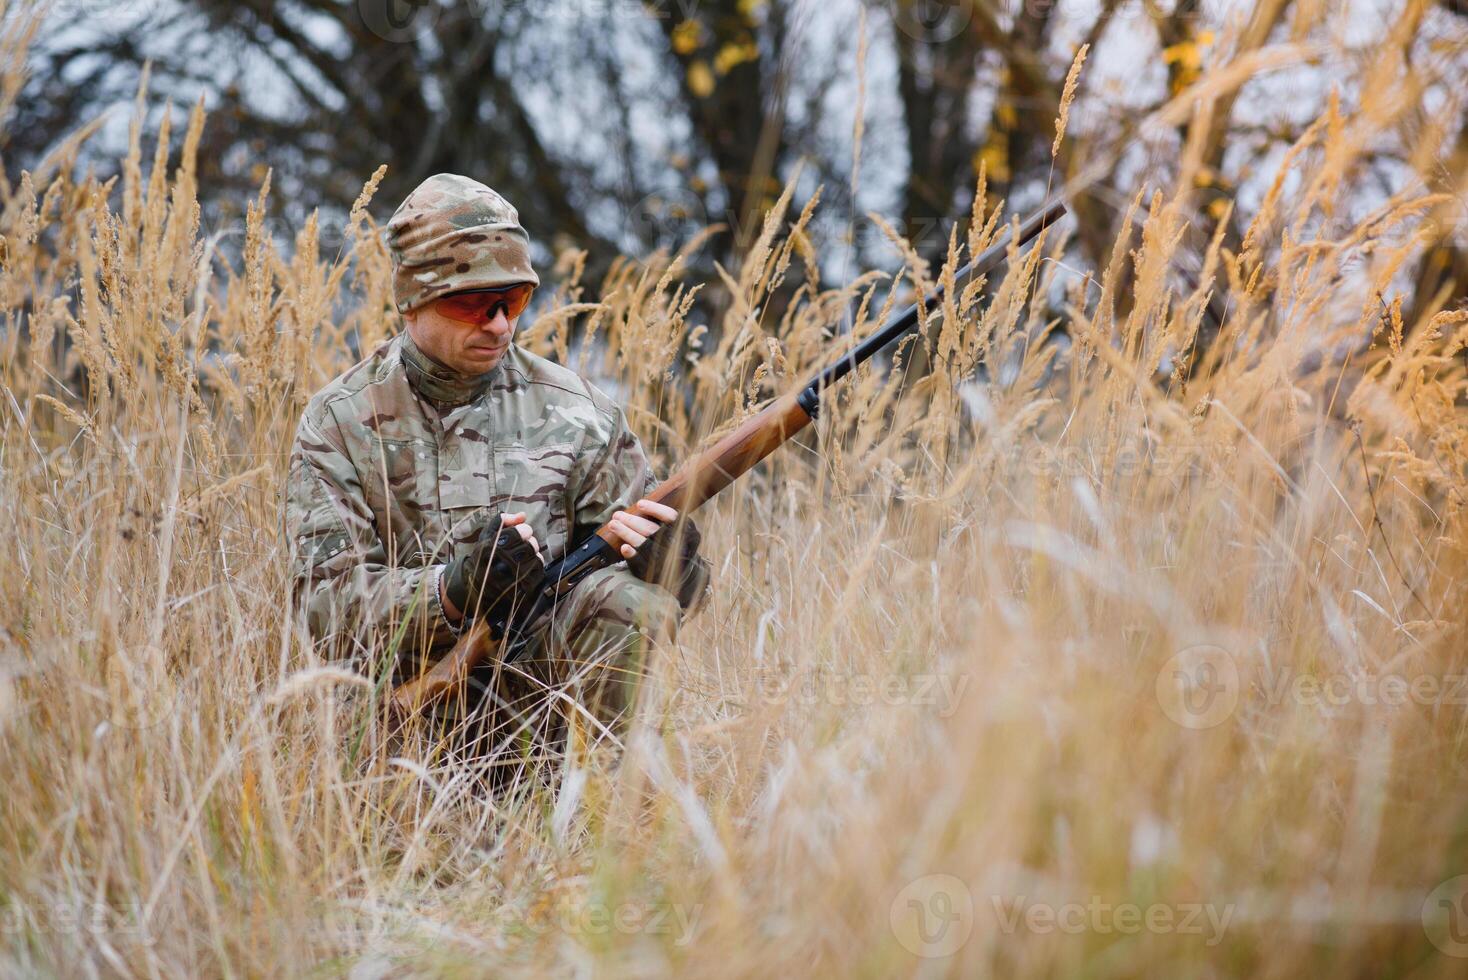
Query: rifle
389 197 1067 714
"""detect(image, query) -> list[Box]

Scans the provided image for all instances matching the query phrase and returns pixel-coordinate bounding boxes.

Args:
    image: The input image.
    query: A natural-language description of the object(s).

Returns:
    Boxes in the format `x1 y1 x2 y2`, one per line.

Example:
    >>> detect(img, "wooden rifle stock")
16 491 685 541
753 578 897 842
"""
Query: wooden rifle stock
388 197 1067 715
388 394 814 714
389 618 496 716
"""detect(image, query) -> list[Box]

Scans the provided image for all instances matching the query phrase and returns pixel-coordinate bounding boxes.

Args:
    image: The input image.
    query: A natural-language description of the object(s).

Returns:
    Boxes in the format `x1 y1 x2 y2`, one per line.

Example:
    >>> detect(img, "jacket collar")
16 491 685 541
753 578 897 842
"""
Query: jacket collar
399 330 499 410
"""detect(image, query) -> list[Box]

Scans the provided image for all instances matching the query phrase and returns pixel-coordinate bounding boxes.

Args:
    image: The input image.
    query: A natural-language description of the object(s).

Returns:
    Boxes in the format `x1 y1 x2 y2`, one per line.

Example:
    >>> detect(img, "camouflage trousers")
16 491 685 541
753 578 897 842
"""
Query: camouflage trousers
425 566 681 781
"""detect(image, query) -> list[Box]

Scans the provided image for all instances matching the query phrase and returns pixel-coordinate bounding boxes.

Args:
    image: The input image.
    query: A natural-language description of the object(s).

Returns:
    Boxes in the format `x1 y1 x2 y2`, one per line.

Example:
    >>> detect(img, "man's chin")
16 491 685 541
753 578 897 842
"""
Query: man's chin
459 346 507 373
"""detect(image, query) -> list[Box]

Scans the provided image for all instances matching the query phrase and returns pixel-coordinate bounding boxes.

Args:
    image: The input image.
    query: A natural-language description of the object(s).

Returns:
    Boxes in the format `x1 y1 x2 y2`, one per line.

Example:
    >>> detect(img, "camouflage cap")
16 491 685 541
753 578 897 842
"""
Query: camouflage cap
386 174 540 314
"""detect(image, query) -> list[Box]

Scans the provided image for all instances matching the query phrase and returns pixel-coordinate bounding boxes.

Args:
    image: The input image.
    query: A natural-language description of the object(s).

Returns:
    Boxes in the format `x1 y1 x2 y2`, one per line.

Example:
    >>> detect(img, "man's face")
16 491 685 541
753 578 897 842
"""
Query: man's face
404 285 531 375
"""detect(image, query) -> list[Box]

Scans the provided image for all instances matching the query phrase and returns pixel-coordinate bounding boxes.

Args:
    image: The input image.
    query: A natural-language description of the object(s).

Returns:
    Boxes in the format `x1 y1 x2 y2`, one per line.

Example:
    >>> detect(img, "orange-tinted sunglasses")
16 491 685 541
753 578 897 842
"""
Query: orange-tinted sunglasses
433 283 535 325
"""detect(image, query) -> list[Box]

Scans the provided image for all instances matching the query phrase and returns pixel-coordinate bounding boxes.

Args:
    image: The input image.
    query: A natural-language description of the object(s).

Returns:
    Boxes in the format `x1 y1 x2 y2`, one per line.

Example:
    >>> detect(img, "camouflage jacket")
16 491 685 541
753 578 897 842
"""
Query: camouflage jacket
285 333 683 670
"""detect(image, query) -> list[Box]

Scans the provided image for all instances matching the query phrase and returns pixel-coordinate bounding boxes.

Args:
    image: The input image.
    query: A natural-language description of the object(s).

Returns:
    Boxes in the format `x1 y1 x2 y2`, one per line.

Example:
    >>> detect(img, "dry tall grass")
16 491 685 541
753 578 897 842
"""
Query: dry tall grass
3 5 1467 978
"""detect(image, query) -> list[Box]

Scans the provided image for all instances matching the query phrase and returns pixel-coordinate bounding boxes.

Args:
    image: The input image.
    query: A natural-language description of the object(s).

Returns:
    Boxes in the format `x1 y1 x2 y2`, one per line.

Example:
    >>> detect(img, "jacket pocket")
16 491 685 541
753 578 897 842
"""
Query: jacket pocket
491 442 577 557
367 437 439 565
437 478 504 563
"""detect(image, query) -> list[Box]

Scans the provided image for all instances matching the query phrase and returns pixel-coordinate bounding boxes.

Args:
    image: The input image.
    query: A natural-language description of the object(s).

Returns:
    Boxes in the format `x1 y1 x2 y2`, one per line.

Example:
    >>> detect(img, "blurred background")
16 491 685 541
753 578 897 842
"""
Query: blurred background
5 4 1468 974
15 0 1468 320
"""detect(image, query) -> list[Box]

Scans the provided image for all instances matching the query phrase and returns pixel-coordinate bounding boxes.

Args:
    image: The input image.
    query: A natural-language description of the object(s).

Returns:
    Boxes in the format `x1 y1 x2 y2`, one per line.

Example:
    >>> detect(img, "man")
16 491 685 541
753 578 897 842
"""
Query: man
286 173 709 753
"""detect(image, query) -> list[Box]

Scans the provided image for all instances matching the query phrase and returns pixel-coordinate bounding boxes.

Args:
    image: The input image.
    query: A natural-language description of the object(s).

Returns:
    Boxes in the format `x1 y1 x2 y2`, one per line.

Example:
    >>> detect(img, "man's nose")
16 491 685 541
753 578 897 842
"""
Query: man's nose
483 308 512 336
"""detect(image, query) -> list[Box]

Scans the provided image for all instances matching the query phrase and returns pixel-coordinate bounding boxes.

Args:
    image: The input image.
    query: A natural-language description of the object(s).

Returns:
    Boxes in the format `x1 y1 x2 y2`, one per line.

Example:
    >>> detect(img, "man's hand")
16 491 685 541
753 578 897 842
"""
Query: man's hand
441 512 545 624
607 499 710 608
605 499 678 559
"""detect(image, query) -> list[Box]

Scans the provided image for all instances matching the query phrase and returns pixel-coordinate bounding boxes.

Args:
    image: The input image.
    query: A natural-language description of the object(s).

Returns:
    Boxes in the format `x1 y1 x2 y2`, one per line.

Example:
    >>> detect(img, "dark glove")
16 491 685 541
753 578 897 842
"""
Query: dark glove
443 521 546 624
625 517 711 610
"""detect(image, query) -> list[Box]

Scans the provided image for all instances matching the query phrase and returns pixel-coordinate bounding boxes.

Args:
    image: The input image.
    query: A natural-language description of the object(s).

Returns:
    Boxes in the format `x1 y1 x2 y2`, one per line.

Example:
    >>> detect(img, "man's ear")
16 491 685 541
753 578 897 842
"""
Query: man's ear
402 309 424 342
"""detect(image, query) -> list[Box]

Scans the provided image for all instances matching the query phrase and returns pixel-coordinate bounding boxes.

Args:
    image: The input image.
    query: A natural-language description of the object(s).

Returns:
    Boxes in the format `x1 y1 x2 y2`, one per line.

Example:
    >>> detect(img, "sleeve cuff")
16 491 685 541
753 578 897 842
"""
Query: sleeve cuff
429 564 462 638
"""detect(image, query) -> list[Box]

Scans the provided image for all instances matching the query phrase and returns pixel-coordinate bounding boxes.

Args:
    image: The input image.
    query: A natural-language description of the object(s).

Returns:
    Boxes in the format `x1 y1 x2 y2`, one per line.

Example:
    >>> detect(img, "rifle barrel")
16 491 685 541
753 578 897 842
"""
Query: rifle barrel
799 196 1068 410
496 196 1068 664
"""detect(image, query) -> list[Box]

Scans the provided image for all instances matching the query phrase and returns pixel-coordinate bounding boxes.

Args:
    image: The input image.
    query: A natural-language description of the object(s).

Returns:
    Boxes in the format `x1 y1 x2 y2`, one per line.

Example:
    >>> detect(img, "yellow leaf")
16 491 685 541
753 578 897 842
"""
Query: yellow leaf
672 20 702 55
1161 40 1203 72
973 143 1010 183
714 39 759 76
687 61 715 98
